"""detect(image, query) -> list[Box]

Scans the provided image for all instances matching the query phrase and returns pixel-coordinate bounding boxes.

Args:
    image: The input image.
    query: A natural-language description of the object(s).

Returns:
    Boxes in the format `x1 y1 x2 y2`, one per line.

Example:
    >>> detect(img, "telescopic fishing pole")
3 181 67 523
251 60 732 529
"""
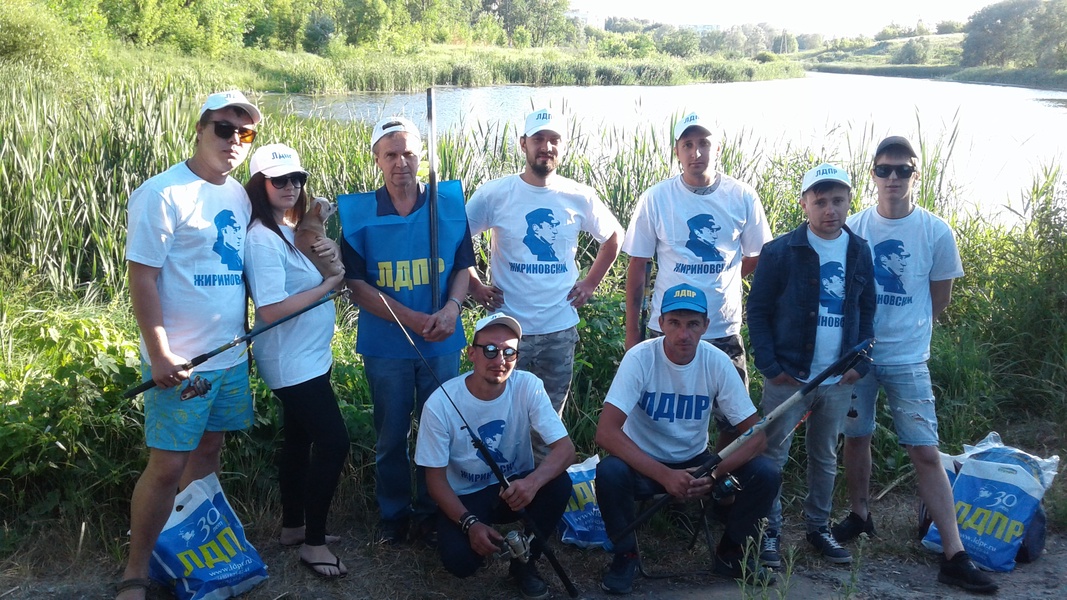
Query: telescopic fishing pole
426 87 442 312
377 293 579 598
123 289 349 398
611 337 876 544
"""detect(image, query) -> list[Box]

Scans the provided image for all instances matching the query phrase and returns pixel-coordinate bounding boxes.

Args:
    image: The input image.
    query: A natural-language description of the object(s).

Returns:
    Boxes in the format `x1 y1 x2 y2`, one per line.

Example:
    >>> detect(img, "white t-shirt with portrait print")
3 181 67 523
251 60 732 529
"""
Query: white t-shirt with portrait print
466 174 622 335
415 369 568 496
806 227 850 384
244 222 335 390
623 174 772 339
125 161 251 370
846 205 963 365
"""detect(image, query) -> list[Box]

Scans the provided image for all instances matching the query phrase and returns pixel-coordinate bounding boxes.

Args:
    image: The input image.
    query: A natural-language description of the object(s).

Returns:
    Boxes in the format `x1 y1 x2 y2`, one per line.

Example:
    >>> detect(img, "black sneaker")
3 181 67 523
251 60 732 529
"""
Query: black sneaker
938 551 998 594
600 552 639 595
806 527 852 564
409 514 437 548
760 530 781 568
713 551 776 586
510 559 549 600
831 511 876 544
374 518 408 545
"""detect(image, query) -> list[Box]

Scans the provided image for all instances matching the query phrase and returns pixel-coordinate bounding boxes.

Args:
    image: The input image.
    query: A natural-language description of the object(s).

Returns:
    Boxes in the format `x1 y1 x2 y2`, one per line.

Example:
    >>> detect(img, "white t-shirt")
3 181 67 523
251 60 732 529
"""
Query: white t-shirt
415 370 568 496
807 228 850 384
623 174 772 338
125 162 251 370
244 222 335 389
605 338 757 464
466 174 622 335
846 205 963 365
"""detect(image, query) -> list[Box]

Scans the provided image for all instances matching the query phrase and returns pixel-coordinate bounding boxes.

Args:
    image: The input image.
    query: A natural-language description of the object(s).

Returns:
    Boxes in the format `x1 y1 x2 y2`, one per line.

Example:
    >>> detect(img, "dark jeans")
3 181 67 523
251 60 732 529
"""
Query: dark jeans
364 352 460 523
596 452 779 556
273 369 350 545
436 470 573 578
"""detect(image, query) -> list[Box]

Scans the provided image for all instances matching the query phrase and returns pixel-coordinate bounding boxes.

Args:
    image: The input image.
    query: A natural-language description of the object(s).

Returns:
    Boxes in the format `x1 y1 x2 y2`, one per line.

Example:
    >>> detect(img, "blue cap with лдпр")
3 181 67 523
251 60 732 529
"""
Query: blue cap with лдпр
660 283 707 315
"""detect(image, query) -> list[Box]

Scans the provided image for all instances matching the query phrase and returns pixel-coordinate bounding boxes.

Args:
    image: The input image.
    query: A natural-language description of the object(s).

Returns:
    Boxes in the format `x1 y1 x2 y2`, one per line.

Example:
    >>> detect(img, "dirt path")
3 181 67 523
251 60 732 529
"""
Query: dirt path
1 524 1062 599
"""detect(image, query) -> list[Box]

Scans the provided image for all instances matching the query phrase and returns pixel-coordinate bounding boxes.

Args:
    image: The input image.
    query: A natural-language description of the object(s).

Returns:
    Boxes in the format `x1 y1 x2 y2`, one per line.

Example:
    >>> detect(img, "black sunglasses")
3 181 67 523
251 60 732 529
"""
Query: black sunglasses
472 344 519 361
267 173 308 189
211 120 257 144
873 164 916 179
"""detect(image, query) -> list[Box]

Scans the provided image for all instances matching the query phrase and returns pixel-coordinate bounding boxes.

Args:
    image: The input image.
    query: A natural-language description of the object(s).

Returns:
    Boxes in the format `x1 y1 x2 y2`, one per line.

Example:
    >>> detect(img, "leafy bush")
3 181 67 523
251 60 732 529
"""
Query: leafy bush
0 0 88 73
893 38 931 65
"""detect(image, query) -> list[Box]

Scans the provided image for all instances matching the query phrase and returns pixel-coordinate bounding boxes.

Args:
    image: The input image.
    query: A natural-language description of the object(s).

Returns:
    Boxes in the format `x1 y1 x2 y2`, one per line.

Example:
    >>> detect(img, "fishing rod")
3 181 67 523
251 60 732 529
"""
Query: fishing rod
123 289 348 398
377 293 579 598
611 337 876 544
426 87 441 312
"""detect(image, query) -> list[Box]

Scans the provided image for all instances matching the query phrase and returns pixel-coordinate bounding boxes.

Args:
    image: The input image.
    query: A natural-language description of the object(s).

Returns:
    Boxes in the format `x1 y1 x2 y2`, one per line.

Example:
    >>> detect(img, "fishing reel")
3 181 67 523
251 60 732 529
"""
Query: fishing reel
495 529 532 563
711 473 743 501
179 375 212 401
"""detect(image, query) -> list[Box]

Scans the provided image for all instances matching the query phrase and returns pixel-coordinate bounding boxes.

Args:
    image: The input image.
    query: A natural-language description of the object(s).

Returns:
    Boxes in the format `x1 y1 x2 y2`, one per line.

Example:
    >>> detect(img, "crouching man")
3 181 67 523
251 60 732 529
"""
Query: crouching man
415 313 576 599
596 284 780 594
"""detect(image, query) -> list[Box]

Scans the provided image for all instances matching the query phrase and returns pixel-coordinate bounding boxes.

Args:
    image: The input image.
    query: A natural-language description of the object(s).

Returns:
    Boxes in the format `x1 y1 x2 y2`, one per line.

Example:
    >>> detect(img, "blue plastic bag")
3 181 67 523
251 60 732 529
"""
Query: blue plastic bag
558 455 611 550
923 433 1059 571
149 473 269 599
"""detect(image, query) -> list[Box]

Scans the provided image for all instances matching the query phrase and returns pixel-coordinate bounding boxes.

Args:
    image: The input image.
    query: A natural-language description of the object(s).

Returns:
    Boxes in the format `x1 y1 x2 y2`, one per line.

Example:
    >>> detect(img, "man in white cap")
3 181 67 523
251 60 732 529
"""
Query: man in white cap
623 112 772 385
415 312 575 599
466 108 623 458
339 116 476 545
747 163 875 568
837 136 997 593
118 90 261 600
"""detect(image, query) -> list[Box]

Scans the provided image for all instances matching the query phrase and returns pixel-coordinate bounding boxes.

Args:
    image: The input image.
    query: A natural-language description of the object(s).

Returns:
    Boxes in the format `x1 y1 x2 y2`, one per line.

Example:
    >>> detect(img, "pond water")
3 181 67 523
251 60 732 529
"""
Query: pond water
265 72 1067 221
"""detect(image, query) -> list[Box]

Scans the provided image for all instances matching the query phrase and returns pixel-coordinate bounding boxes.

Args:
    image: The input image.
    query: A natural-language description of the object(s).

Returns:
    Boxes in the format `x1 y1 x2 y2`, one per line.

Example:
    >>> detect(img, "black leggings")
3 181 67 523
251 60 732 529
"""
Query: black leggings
273 369 350 546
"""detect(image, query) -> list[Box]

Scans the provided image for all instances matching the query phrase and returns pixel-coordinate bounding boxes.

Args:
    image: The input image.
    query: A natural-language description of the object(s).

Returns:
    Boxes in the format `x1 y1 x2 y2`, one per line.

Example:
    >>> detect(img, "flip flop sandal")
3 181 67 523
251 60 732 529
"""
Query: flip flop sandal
300 556 348 579
115 578 152 595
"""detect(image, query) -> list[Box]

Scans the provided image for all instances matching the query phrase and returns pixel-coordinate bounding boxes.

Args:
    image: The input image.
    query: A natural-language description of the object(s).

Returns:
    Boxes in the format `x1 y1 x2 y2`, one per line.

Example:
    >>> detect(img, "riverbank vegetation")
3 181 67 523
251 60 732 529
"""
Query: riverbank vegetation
804 0 1067 90
2 62 1066 564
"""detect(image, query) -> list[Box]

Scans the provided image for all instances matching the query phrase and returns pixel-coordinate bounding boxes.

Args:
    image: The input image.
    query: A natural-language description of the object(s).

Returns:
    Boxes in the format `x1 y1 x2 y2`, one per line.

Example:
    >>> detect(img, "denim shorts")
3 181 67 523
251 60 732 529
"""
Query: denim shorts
143 362 253 451
843 362 940 446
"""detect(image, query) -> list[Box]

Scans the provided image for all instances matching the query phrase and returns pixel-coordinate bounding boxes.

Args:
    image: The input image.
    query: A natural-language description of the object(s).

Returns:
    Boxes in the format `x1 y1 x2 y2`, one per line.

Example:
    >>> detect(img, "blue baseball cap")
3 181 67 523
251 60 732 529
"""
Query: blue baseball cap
661 283 707 315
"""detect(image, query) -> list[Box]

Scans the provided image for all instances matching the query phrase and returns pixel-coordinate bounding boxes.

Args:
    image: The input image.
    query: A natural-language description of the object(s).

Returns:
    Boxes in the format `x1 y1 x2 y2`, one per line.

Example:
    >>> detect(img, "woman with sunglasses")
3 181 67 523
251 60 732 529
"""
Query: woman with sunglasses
244 143 350 579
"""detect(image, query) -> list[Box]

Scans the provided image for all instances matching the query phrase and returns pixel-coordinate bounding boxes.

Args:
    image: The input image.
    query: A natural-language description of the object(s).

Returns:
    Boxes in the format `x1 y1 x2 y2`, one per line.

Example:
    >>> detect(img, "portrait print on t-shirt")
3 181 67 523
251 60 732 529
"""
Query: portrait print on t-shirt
684 214 724 262
522 208 560 262
476 419 509 469
873 239 909 294
212 209 244 271
819 261 846 316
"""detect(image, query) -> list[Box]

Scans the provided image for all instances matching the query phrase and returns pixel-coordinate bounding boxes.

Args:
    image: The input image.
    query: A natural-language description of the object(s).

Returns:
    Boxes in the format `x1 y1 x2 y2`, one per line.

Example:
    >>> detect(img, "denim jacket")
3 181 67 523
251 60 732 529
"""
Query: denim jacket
747 223 876 381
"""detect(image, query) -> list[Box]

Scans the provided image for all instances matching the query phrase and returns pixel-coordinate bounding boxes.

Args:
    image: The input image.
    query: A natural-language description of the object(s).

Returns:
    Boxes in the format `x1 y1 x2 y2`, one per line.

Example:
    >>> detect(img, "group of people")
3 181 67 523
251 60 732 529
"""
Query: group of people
113 89 998 599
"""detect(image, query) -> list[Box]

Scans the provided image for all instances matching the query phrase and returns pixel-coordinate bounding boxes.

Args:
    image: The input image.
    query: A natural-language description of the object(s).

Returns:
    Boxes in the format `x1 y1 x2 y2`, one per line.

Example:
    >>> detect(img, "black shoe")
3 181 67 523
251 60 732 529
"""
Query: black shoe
806 527 852 564
759 530 781 568
510 559 549 600
713 551 776 586
409 514 437 548
600 552 639 595
375 518 408 545
938 551 998 594
831 511 876 544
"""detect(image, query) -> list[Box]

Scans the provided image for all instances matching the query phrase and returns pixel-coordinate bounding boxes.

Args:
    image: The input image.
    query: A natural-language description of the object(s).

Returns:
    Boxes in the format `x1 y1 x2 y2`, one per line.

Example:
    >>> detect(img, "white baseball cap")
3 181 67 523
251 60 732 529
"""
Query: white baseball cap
199 90 261 124
370 116 421 151
673 112 713 141
801 162 852 194
524 108 565 137
474 312 523 339
249 144 308 178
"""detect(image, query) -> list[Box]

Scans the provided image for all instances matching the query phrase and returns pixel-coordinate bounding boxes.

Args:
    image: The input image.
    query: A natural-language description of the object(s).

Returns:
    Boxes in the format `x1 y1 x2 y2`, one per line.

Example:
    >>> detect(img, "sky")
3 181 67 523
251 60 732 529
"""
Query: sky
566 1 1002 37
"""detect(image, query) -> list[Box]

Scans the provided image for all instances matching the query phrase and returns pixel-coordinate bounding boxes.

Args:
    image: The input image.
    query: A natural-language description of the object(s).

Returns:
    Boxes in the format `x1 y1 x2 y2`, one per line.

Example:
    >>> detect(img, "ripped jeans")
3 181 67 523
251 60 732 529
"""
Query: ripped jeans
843 362 940 446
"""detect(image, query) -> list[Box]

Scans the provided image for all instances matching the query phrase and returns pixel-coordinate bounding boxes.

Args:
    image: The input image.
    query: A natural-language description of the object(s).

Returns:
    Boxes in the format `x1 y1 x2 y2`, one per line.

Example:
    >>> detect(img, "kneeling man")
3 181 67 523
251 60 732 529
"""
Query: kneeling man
415 313 576 599
596 284 780 594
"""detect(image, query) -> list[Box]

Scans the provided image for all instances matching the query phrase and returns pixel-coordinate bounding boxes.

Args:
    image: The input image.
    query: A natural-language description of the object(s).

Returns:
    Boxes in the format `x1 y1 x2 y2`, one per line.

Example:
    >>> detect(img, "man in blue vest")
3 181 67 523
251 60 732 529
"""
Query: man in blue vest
340 116 476 545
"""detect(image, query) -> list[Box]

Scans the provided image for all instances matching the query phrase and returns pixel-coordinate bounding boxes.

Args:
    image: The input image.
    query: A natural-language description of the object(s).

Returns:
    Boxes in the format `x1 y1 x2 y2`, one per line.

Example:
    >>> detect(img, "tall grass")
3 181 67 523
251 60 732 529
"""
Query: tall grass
2 68 1066 547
